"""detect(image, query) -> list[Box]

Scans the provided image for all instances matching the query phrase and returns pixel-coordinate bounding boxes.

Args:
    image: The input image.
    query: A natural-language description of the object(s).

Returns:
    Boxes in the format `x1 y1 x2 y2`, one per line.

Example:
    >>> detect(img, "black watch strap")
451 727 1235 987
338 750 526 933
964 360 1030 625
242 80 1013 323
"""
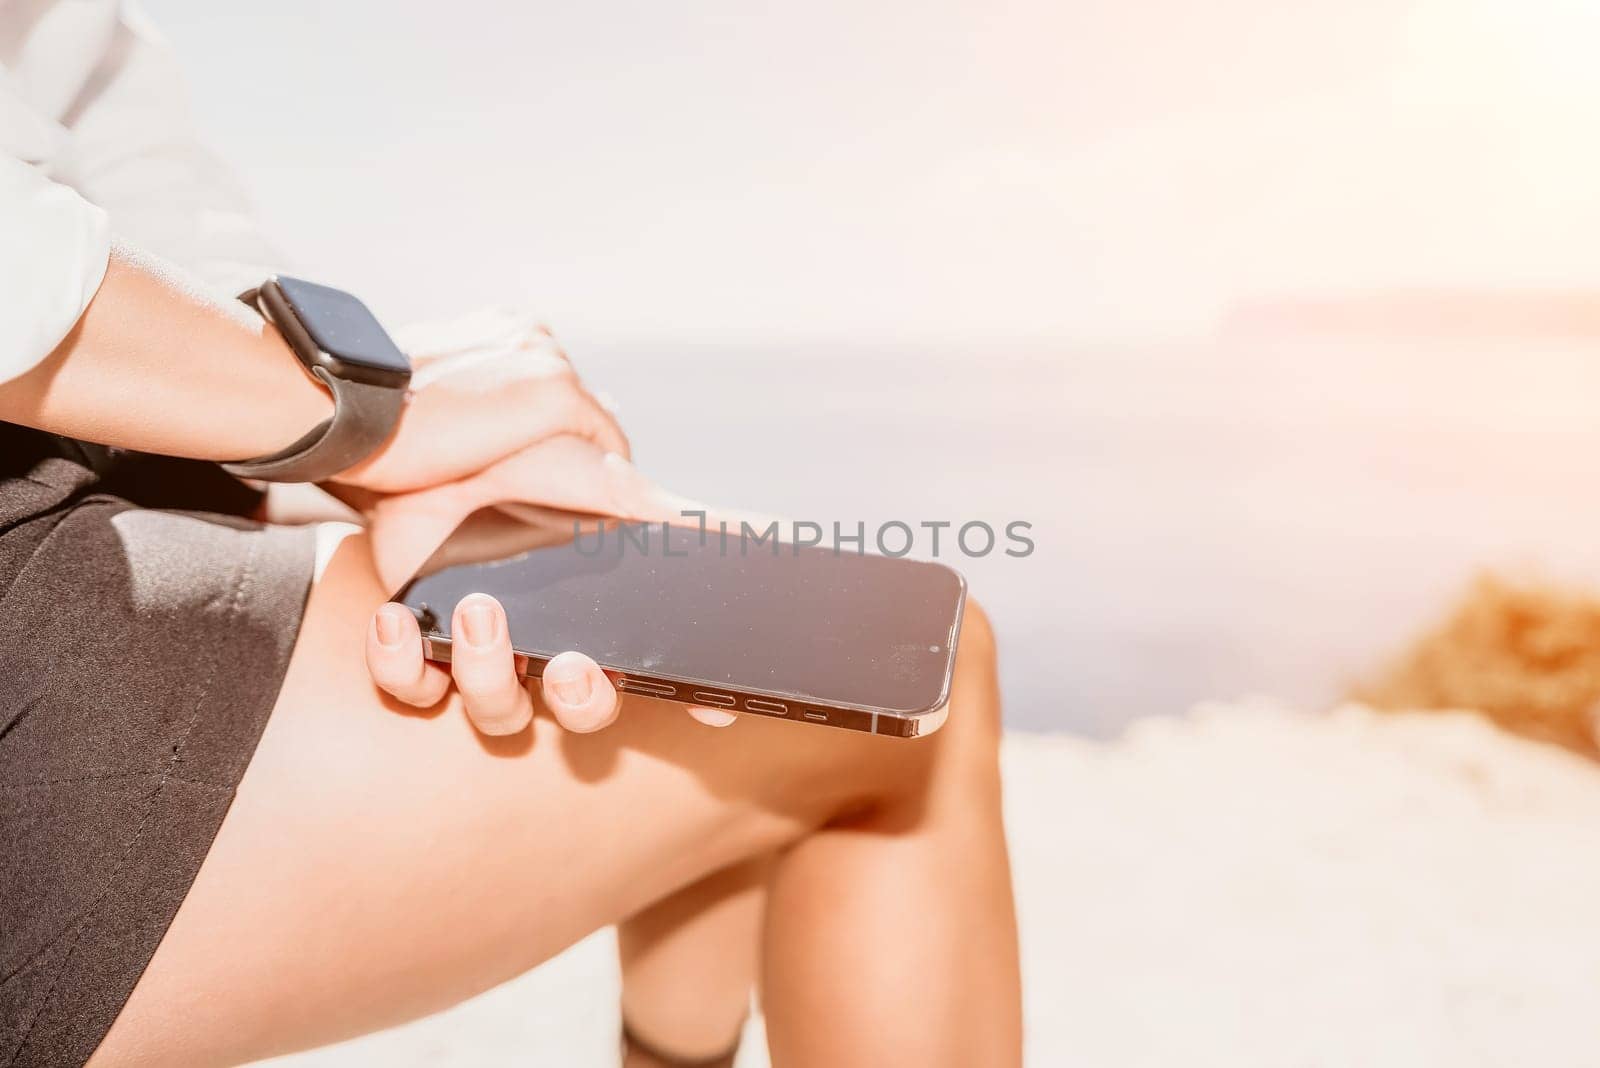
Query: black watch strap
220 370 404 482
221 281 408 483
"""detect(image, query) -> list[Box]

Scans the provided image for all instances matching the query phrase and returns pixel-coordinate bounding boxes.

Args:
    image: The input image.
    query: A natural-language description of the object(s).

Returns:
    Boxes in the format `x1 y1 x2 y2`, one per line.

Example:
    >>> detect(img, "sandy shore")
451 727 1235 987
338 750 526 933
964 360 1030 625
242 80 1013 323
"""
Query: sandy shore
1009 704 1600 1066
260 704 1600 1066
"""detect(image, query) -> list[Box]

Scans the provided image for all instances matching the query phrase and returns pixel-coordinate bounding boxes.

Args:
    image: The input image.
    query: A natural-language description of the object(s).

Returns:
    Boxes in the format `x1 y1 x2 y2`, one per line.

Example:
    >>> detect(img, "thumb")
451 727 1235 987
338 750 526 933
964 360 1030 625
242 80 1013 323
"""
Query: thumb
365 481 478 593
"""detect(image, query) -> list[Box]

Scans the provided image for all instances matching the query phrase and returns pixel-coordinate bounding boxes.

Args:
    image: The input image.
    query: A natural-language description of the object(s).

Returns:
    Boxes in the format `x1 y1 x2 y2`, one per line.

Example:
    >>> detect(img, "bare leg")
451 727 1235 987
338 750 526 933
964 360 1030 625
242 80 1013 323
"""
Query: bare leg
618 858 770 1064
764 610 1020 1065
90 533 1019 1067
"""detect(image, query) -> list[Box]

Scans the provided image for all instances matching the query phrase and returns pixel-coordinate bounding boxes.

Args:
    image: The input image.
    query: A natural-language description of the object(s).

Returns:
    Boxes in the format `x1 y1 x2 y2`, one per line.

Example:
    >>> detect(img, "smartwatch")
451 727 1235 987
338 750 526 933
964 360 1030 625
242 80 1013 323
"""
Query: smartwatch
221 275 412 483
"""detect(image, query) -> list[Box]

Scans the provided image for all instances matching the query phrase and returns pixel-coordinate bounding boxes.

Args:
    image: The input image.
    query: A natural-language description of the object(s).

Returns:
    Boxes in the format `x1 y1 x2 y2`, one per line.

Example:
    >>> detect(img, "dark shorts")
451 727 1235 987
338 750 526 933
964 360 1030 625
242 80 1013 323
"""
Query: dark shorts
0 429 315 1067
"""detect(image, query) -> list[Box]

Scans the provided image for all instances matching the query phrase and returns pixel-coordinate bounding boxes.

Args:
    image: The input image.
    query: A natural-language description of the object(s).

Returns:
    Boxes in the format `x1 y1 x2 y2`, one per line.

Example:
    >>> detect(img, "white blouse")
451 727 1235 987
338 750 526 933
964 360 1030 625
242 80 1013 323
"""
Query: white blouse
0 0 279 385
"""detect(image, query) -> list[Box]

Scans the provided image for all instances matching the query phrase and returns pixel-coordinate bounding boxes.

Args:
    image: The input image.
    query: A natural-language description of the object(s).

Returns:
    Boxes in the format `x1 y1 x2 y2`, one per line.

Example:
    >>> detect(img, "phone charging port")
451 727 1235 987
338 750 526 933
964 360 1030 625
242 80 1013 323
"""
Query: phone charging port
803 711 829 723
745 698 787 715
692 691 736 708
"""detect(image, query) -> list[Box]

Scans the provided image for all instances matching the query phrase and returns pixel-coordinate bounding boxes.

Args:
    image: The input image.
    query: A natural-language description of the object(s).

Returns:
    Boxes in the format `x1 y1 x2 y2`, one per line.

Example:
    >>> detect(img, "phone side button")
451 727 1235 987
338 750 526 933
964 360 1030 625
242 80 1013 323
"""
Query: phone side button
802 710 829 723
745 698 787 715
692 691 737 708
618 679 677 698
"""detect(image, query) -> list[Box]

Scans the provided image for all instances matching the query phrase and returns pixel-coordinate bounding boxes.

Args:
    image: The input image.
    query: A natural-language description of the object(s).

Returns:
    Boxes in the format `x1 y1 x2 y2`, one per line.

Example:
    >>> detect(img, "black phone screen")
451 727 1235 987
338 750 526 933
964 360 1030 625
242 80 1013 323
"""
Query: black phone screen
396 516 965 717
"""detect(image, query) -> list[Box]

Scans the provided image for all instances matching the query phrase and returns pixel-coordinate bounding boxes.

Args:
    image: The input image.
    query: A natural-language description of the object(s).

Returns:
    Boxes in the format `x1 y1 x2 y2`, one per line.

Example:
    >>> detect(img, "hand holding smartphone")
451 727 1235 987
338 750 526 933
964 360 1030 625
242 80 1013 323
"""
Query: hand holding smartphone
396 510 966 737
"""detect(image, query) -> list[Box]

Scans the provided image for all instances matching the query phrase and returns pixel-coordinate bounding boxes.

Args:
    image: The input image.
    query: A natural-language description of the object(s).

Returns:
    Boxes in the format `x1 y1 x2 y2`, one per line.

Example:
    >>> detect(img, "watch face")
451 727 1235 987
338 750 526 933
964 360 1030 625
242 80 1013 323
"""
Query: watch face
273 275 411 387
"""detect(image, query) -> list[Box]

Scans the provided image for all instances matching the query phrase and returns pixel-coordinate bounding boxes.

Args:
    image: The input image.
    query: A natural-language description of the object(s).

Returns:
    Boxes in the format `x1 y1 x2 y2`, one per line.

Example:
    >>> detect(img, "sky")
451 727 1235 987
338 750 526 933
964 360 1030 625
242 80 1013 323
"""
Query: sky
142 0 1600 346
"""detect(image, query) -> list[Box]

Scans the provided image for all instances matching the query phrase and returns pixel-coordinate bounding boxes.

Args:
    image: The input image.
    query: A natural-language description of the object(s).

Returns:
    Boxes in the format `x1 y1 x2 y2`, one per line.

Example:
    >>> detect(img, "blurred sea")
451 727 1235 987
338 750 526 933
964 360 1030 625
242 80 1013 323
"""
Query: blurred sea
583 332 1600 734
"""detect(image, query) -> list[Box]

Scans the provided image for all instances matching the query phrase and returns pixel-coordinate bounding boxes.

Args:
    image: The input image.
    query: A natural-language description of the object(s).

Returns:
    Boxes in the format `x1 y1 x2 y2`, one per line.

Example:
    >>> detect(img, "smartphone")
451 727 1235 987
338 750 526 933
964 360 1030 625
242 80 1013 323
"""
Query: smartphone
395 511 966 737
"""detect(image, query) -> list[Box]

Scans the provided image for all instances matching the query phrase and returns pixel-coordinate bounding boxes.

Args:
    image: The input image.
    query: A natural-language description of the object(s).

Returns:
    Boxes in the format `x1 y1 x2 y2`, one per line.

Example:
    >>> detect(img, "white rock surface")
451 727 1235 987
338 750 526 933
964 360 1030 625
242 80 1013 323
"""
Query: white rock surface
260 706 1600 1066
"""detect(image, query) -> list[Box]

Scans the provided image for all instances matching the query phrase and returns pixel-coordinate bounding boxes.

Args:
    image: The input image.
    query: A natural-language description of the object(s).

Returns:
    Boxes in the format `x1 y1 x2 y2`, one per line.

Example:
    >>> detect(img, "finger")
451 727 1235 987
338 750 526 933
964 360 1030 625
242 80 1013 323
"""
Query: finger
531 324 573 369
688 706 737 727
480 372 630 463
540 651 621 733
517 329 627 458
475 439 689 524
366 602 452 707
593 397 630 460
362 438 628 592
467 437 683 525
561 377 631 460
449 593 534 735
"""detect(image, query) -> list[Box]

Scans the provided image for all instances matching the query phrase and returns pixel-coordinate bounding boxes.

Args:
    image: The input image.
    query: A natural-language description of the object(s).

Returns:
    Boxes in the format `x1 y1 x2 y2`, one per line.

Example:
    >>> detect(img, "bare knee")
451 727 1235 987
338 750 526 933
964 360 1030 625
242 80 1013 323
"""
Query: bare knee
954 597 1002 742
814 597 1003 824
911 594 1002 761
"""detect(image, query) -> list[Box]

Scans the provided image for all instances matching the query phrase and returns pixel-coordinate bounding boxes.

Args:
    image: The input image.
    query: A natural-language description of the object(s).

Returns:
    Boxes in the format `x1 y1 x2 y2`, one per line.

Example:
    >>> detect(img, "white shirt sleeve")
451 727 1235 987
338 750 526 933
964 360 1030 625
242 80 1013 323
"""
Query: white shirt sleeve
49 2 284 298
0 0 286 393
0 153 110 384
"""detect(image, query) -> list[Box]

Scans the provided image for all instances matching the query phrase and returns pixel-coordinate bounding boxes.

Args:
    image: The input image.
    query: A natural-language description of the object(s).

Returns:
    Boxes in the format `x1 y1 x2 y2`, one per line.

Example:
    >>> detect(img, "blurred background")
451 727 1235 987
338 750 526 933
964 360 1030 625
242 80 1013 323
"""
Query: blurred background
122 2 1600 1064
146 0 1600 737
146 0 1600 735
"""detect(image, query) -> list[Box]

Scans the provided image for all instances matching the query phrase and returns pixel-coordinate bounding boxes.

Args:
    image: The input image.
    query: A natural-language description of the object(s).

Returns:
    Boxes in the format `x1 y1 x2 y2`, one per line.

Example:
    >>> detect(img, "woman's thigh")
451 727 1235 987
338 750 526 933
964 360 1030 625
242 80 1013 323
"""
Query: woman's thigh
91 530 927 1067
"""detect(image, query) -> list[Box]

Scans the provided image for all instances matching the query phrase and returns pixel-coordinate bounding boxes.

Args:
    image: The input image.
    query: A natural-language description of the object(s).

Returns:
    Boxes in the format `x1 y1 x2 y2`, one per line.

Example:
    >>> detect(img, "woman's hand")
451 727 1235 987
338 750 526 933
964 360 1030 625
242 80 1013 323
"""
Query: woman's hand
345 313 734 735
365 593 737 735
355 445 742 736
334 324 628 495
352 435 704 592
305 314 687 586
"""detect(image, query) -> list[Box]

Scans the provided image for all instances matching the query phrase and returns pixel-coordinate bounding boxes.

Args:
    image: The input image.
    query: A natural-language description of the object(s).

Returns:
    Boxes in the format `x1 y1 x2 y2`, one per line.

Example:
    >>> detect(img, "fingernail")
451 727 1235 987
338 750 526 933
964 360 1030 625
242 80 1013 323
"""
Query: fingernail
460 600 498 648
375 607 404 648
550 670 591 706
